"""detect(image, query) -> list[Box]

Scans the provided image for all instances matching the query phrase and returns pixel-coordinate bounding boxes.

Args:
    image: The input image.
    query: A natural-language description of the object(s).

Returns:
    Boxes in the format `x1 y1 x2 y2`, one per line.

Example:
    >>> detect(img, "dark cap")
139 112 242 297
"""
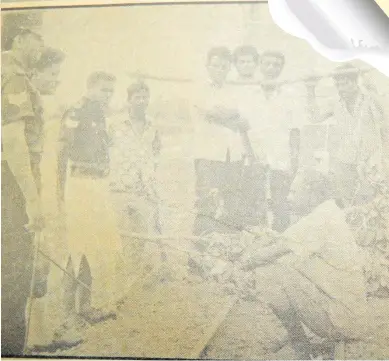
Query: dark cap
2 12 43 51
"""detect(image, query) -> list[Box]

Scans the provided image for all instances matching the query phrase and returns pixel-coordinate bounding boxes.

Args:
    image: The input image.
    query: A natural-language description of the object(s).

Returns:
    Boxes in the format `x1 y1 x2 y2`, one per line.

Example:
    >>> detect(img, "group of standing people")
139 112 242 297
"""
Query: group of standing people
1 23 162 352
192 44 388 238
189 45 389 359
2 22 388 359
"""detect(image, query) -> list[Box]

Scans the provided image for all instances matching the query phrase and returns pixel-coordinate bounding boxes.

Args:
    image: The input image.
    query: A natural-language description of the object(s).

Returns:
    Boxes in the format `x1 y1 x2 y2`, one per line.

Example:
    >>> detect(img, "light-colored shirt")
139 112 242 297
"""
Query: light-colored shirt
192 81 246 162
245 84 307 171
332 92 384 166
109 114 160 201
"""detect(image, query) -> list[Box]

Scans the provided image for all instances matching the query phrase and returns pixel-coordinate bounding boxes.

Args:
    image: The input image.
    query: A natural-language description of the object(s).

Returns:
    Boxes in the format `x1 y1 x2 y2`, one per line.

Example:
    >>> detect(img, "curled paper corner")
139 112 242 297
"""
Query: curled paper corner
268 0 389 77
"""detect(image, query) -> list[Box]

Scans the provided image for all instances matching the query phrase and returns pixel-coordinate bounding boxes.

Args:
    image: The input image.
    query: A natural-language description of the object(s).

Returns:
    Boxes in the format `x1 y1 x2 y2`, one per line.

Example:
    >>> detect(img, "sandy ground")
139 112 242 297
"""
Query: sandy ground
29 260 389 359
24 118 389 359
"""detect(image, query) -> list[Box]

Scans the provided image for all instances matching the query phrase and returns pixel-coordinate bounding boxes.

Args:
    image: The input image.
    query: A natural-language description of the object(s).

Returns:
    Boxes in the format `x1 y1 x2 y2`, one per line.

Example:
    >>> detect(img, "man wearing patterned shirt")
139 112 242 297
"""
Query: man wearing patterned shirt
109 81 162 268
306 64 387 207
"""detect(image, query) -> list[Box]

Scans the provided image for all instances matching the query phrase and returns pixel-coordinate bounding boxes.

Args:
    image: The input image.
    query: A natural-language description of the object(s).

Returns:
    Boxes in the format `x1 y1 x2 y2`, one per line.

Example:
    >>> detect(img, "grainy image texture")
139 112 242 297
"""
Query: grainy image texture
1 3 389 360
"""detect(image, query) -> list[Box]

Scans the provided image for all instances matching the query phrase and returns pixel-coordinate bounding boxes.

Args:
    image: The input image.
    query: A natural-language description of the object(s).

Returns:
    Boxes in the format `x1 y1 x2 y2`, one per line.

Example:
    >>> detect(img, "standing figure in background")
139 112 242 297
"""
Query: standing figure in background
232 45 268 228
250 50 302 232
55 72 125 347
232 45 260 84
192 47 250 236
109 81 162 268
306 64 386 207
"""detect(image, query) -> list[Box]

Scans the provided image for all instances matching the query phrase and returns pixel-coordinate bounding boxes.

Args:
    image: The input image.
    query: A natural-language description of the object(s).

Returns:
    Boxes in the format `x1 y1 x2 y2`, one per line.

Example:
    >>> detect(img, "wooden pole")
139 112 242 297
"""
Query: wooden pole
126 67 374 86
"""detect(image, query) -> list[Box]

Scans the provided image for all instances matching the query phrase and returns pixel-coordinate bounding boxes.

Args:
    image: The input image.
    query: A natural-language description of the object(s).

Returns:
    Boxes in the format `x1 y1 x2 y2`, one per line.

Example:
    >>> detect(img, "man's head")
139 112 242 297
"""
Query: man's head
332 64 360 99
31 47 65 95
206 47 232 86
233 45 259 79
86 71 116 106
127 81 150 114
260 51 285 80
11 28 44 68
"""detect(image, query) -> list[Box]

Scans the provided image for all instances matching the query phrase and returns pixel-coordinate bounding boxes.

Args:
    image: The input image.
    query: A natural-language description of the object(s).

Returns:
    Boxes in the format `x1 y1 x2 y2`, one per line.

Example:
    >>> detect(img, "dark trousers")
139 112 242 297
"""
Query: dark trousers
193 159 267 235
1 161 34 356
269 169 292 233
63 255 93 317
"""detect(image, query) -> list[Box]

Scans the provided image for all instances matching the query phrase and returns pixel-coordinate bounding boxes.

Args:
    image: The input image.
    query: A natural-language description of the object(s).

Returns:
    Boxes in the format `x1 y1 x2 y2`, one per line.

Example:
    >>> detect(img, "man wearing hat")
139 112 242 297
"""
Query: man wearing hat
1 20 45 355
306 63 387 207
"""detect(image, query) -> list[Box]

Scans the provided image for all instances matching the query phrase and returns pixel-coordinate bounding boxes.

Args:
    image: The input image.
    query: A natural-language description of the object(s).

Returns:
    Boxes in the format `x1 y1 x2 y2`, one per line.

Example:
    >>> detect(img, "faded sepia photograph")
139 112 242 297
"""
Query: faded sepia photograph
1 2 389 359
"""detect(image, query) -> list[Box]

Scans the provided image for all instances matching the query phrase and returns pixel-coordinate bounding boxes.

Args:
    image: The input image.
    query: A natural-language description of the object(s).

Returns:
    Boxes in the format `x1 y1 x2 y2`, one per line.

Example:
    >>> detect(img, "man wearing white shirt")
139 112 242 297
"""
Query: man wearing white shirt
249 51 302 232
192 47 250 235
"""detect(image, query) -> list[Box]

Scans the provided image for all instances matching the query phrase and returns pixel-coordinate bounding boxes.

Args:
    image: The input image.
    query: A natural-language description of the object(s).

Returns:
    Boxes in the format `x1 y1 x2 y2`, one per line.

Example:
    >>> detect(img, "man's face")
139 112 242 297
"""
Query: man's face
22 34 44 67
334 76 359 99
260 55 284 80
207 56 230 85
235 54 257 78
128 89 150 113
34 63 61 95
90 80 115 106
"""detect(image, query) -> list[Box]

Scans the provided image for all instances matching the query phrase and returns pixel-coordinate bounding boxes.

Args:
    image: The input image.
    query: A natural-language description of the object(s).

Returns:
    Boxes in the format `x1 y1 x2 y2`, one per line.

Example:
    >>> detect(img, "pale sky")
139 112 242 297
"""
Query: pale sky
37 3 388 111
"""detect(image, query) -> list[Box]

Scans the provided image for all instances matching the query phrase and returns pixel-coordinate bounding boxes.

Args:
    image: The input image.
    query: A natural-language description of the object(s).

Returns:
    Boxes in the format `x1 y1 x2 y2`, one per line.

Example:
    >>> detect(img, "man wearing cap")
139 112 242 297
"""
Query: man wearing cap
2 27 45 229
306 63 387 207
1 24 45 355
2 25 66 355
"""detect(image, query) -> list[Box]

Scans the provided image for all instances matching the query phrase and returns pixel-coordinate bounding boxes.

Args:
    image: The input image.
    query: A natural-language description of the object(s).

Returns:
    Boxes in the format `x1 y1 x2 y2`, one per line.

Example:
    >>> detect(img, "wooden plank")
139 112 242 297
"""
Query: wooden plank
190 295 239 359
